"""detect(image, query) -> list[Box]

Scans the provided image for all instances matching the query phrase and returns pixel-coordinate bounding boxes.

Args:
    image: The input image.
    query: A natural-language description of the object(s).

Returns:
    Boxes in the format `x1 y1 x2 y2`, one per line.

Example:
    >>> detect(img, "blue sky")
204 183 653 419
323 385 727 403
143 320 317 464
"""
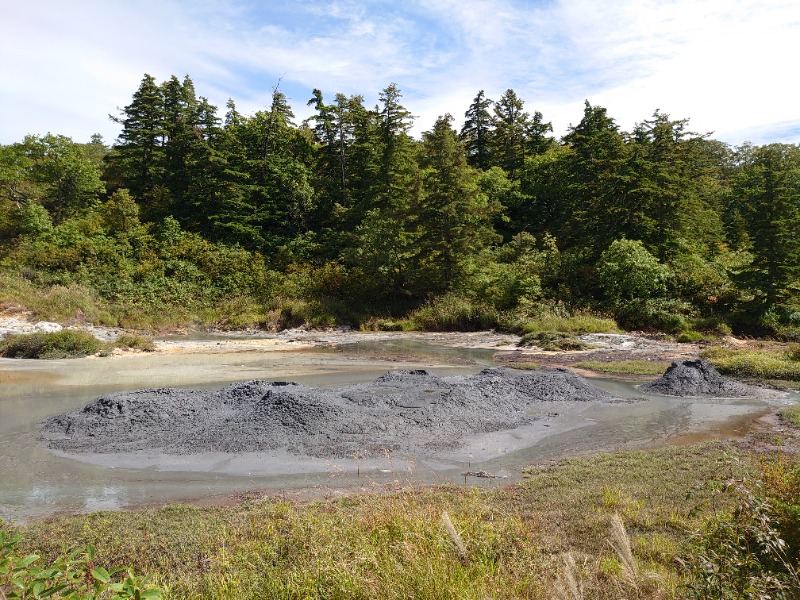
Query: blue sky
2 0 799 146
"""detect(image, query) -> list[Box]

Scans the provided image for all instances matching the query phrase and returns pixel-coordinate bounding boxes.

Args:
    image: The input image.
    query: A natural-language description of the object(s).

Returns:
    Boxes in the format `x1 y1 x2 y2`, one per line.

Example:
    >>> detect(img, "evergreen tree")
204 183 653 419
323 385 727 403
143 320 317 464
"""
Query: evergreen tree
110 74 166 208
561 101 631 254
732 143 800 309
490 89 531 180
346 84 417 300
460 90 494 170
415 114 500 293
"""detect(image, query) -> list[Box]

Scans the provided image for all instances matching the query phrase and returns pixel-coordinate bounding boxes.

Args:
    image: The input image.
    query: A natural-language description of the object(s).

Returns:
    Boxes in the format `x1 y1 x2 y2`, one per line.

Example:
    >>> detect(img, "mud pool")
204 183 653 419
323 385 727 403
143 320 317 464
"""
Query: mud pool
0 335 795 522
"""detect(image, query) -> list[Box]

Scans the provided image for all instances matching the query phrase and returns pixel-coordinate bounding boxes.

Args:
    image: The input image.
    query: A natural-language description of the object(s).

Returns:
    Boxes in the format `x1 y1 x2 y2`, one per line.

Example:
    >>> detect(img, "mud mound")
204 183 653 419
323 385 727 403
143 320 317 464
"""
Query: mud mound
640 359 782 398
41 368 623 459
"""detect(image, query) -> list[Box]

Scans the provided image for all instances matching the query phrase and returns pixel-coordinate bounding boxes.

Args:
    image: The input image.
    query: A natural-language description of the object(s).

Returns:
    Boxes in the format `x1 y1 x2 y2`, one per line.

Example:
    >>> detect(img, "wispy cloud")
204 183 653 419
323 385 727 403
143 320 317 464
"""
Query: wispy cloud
1 0 798 145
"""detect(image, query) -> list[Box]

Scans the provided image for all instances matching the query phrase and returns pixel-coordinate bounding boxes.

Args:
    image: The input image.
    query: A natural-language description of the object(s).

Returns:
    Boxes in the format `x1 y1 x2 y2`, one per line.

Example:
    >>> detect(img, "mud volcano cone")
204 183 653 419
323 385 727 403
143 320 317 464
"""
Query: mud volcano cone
641 359 766 398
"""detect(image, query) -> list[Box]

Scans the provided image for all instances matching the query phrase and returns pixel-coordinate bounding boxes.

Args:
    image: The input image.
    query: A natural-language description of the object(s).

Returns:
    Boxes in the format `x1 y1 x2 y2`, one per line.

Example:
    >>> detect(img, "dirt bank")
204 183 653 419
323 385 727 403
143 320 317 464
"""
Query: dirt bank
41 368 629 460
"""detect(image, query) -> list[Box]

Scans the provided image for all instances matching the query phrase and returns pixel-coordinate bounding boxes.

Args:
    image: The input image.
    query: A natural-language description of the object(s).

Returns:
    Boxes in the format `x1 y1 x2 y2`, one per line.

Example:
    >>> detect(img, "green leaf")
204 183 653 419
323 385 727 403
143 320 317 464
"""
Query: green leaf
40 583 70 597
19 553 40 568
92 565 111 583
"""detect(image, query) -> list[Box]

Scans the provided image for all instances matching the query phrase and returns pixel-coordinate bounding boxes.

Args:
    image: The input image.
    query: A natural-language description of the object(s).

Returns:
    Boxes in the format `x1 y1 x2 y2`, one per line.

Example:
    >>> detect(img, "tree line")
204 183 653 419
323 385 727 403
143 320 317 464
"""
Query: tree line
0 74 798 335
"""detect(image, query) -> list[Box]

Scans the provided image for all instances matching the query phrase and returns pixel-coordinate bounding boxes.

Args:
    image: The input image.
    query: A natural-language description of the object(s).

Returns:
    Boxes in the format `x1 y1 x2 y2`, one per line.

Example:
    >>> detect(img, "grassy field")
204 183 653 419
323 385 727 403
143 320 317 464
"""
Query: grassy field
572 360 672 376
7 442 788 599
701 345 800 381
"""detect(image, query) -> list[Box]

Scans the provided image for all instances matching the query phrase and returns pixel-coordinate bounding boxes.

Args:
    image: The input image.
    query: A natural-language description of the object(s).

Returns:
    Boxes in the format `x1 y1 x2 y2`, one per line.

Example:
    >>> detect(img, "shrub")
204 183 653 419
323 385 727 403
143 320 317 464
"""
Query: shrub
597 239 670 303
701 347 800 381
677 330 704 343
0 528 161 599
409 294 506 331
680 478 800 598
518 331 596 351
112 334 155 352
0 330 102 359
615 298 693 332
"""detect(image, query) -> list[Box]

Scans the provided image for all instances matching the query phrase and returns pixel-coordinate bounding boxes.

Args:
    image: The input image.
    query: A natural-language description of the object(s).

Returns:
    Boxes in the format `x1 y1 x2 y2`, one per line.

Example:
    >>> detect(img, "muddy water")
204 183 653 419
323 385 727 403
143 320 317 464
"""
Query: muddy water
0 338 794 523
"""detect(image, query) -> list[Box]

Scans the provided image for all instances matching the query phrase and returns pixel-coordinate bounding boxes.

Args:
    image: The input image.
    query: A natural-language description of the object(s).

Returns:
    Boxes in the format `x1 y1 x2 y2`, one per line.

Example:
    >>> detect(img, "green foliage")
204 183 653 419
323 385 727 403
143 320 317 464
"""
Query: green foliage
0 528 161 599
1 75 799 334
614 298 693 332
680 476 800 599
598 238 670 303
701 346 800 381
0 330 102 359
409 293 506 331
573 360 671 375
677 330 705 343
112 334 155 352
518 331 596 351
516 305 619 334
515 307 618 335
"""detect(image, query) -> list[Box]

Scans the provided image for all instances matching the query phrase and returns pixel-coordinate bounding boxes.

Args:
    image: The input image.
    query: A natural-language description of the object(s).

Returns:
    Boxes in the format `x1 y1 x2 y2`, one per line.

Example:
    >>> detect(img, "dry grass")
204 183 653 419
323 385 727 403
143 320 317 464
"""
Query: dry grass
11 442 757 599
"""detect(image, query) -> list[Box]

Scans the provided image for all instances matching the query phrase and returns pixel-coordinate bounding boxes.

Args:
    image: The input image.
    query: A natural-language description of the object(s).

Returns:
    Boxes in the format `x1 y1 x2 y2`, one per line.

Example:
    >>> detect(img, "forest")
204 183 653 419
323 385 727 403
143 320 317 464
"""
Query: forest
0 74 798 337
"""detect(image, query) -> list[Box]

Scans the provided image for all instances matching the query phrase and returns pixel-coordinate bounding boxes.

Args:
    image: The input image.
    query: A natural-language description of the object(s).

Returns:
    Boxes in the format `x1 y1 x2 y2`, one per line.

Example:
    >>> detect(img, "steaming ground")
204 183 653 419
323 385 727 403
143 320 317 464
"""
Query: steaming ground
41 368 629 460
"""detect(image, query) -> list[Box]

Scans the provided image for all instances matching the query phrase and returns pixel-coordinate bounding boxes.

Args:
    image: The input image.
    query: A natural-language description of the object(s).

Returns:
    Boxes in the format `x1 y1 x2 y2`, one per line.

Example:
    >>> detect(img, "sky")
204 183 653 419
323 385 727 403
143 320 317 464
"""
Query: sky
2 0 799 146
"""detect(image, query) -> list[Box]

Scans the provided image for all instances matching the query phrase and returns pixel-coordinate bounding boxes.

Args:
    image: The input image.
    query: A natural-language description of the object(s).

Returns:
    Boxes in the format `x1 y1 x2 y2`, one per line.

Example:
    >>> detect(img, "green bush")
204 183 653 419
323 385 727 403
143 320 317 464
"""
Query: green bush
680 478 800 598
112 334 155 352
598 239 670 303
615 298 693 332
0 330 102 359
516 307 618 335
518 331 596 351
409 294 506 331
677 330 704 343
701 347 800 381
0 528 161 599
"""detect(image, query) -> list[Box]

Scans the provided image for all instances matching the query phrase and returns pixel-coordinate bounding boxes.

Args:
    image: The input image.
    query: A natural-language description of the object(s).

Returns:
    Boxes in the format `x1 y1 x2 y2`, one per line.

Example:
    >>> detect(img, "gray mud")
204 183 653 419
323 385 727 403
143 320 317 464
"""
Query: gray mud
641 359 785 398
41 368 626 459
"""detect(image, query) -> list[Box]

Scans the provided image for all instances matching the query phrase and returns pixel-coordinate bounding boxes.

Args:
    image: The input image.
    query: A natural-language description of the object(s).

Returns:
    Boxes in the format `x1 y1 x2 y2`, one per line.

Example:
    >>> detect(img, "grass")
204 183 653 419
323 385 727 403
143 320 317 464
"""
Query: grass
779 404 800 428
0 273 117 326
573 360 672 376
0 331 158 358
518 331 598 351
506 361 540 371
112 333 155 352
9 443 759 599
701 345 800 381
0 329 102 358
408 294 507 332
516 310 618 336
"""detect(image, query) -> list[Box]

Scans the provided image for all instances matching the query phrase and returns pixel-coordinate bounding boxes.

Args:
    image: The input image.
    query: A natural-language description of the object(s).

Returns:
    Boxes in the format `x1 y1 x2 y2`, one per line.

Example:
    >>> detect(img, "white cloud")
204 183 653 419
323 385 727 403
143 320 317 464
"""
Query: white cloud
1 0 798 145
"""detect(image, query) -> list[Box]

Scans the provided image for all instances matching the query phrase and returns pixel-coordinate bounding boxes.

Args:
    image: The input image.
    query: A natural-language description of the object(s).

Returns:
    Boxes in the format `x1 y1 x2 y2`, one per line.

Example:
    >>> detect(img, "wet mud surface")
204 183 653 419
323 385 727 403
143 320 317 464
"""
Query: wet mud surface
641 359 787 398
41 368 628 460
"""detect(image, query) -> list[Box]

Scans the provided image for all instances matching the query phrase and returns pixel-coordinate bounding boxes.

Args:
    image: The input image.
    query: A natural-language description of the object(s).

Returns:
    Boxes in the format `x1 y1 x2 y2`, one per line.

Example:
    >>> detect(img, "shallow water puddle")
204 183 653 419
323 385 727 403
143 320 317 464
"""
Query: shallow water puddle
0 339 795 522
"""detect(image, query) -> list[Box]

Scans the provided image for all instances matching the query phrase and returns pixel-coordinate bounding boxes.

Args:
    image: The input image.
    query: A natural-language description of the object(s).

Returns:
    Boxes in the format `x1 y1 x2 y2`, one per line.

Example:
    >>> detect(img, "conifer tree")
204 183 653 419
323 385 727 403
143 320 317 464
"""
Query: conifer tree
460 90 494 170
415 114 500 293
